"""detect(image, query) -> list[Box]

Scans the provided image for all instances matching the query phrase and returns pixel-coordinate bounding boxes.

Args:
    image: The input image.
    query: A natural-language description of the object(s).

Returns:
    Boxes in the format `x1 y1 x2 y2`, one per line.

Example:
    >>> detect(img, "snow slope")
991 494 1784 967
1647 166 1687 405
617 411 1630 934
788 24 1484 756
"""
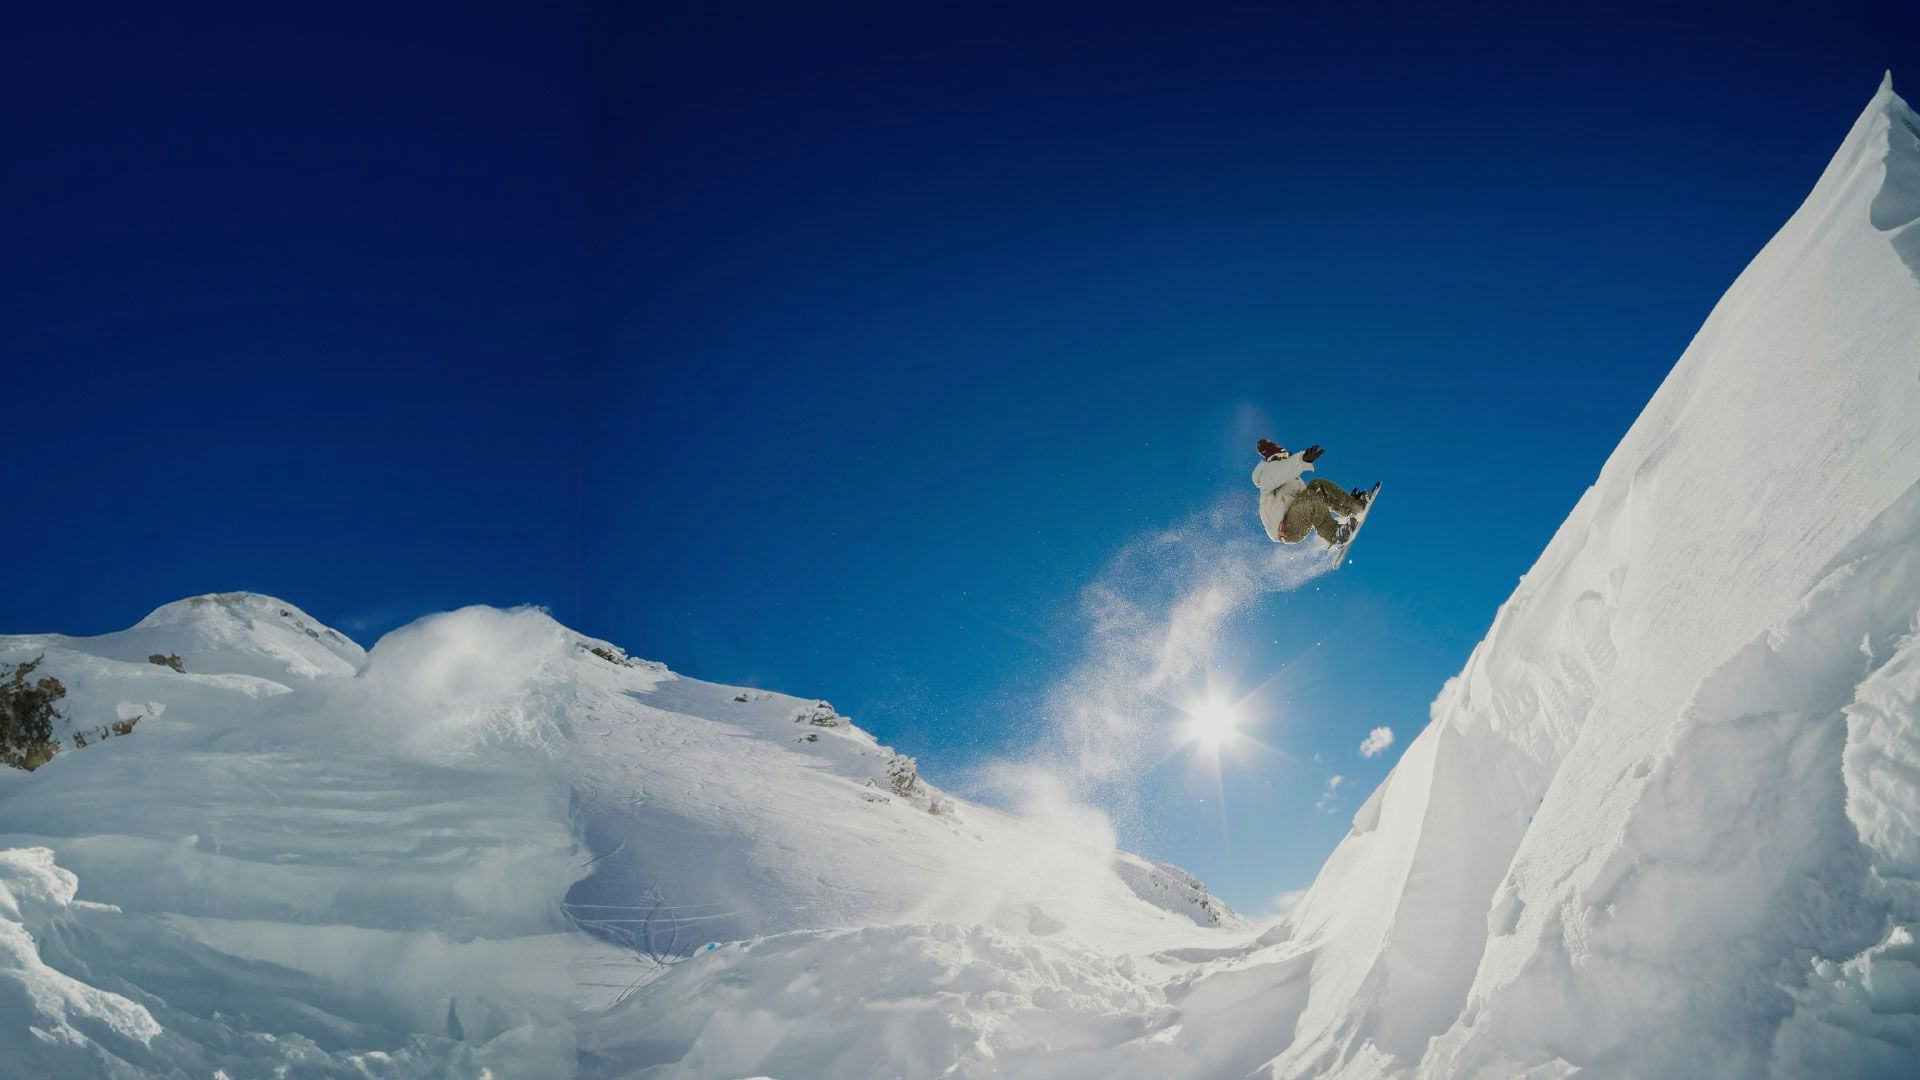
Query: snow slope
0 596 1246 1077
1168 73 1920 1078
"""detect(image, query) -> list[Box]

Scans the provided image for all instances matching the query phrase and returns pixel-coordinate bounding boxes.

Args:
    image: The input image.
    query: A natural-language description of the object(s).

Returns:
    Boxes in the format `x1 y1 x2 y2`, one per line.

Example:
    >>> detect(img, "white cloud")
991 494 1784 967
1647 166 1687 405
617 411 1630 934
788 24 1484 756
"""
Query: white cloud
1358 726 1395 758
1265 888 1309 919
1315 774 1345 812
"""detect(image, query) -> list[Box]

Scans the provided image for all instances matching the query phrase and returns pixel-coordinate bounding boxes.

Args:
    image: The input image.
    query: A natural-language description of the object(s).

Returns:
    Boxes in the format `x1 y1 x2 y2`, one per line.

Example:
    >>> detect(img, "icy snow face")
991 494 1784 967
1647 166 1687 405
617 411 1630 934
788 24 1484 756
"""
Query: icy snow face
1870 71 1920 284
1187 76 1920 1079
1772 924 1920 1074
1423 484 1920 1076
1846 614 1920 880
0 848 161 1069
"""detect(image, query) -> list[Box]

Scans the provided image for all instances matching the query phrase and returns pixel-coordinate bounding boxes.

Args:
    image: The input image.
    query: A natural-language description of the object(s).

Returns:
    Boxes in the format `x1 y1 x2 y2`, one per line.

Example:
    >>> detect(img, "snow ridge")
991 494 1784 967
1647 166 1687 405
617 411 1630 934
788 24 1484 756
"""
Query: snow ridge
1191 74 1920 1079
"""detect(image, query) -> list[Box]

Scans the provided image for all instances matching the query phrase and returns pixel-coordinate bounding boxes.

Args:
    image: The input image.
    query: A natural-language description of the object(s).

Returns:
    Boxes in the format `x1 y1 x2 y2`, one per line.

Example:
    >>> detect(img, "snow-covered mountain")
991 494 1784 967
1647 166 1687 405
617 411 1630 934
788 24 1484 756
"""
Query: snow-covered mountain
6 73 1920 1080
5 591 364 684
1 597 1246 1077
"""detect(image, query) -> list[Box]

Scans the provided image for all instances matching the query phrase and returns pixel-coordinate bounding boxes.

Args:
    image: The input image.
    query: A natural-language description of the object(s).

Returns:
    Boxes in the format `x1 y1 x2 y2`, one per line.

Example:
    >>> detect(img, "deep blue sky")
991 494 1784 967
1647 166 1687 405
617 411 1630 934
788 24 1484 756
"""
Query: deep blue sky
4 2 1915 912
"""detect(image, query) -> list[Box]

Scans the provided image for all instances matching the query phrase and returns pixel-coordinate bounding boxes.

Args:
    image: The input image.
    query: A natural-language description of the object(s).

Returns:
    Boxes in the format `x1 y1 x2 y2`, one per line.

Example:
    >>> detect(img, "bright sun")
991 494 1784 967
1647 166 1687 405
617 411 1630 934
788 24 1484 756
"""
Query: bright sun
1186 696 1240 750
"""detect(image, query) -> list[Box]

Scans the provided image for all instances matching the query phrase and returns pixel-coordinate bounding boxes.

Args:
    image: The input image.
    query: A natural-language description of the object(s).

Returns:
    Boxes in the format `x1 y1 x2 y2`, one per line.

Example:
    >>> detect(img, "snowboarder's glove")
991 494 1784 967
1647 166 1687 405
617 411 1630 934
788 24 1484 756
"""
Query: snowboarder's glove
1301 445 1325 463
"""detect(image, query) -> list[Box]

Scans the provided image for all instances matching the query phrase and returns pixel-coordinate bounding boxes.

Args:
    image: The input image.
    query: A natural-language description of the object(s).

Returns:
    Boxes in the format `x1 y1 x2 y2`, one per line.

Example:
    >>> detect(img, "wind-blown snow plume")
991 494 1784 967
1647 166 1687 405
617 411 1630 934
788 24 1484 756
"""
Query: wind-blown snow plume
986 495 1336 832
352 604 574 753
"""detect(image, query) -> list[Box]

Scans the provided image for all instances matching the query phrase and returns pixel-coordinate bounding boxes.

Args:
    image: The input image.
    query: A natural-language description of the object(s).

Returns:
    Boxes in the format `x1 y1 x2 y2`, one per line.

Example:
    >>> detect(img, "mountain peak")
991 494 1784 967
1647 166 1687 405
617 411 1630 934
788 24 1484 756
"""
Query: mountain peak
136 591 329 630
70 591 365 681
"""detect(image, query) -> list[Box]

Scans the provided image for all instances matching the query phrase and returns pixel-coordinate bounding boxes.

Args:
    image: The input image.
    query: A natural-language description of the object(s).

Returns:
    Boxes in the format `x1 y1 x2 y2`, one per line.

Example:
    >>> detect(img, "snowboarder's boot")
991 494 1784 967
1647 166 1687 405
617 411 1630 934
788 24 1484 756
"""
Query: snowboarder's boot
1328 483 1382 562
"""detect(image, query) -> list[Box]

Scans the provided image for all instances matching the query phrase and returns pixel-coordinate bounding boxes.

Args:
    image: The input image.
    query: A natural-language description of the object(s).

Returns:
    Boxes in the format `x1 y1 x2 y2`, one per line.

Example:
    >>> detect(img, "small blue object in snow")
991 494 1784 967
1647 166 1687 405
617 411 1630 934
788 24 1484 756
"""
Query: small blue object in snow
703 941 719 952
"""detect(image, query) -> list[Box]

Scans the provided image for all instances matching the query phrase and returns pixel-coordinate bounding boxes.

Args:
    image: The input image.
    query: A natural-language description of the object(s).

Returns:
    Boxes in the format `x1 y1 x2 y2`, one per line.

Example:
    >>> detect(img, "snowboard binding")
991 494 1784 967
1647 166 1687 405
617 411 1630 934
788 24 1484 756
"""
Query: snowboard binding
1329 482 1382 561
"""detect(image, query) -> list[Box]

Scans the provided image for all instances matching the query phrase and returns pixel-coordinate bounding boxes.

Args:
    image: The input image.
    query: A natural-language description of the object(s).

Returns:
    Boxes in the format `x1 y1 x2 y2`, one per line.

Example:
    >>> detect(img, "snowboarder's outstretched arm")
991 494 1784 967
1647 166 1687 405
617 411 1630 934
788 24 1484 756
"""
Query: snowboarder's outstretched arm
1253 453 1313 492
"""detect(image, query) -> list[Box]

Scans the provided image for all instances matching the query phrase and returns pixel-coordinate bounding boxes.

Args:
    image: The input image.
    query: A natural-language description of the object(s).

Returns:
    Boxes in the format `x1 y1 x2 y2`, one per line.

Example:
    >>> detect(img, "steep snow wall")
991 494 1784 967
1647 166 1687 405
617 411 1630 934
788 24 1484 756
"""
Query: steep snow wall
1212 74 1920 1078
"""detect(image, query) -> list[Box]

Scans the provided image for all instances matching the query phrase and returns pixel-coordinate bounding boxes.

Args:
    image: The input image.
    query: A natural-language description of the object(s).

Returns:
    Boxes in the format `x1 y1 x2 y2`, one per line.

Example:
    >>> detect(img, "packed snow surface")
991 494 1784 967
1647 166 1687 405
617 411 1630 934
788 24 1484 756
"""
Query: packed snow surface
6 76 1920 1078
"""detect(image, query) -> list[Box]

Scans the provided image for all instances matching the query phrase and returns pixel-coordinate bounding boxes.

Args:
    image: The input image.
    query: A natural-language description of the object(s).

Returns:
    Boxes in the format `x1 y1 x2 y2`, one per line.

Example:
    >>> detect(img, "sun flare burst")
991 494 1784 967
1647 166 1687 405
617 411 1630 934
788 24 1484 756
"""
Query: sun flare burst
1185 695 1241 750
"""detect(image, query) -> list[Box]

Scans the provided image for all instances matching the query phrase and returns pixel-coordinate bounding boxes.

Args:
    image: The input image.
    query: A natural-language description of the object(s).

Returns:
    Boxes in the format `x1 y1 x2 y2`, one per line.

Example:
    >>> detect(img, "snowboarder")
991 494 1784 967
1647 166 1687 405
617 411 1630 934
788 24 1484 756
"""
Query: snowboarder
1252 438 1373 546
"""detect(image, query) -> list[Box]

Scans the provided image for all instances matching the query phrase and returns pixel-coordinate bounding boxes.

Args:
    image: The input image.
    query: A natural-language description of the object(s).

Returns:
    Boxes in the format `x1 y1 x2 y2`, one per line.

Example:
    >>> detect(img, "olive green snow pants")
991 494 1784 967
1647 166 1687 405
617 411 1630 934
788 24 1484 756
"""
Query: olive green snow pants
1280 478 1364 544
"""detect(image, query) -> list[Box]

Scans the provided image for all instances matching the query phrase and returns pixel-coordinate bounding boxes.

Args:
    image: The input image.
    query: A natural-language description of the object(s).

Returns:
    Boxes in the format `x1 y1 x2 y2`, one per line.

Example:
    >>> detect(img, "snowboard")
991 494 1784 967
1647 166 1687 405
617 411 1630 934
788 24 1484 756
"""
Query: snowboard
1329 482 1382 563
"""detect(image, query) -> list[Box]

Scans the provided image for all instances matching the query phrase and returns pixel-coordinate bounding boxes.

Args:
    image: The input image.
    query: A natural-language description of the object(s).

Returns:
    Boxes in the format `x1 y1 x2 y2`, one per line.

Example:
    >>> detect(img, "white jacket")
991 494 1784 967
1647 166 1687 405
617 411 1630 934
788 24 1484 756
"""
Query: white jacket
1252 454 1314 541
